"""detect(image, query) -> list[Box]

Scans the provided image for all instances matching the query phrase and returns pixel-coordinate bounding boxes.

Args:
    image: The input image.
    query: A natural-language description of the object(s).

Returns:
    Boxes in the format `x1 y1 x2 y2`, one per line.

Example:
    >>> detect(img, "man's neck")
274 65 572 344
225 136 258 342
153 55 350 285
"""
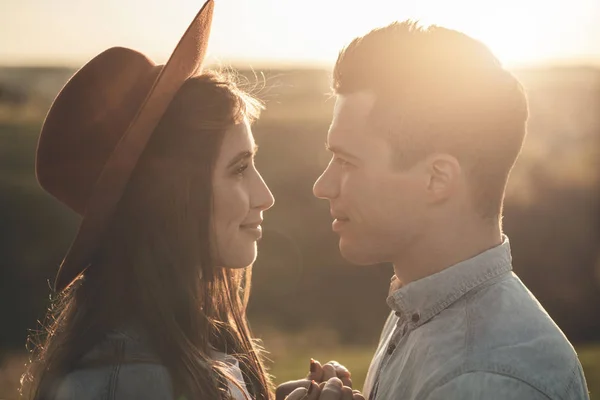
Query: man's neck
392 222 502 286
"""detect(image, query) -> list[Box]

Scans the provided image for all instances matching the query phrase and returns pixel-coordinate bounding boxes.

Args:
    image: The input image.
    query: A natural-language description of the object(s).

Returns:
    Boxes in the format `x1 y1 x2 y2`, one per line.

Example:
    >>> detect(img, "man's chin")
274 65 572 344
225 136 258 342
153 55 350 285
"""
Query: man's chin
339 239 381 266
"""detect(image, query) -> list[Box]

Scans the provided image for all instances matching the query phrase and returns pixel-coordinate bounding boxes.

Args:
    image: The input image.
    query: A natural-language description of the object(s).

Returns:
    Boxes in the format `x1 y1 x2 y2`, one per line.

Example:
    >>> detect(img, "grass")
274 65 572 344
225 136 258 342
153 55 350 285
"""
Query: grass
261 333 600 399
0 351 28 400
580 344 600 399
254 326 376 388
259 328 600 397
1 341 599 399
266 343 374 388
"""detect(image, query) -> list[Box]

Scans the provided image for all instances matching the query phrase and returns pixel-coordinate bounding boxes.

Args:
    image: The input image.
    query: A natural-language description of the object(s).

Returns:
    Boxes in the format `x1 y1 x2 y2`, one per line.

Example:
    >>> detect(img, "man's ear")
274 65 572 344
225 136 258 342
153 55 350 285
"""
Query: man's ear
424 154 461 204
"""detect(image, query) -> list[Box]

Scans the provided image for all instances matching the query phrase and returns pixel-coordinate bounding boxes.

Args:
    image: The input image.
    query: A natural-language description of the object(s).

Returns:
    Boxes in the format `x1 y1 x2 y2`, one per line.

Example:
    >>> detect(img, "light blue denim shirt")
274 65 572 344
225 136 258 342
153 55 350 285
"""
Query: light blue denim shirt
52 328 175 400
51 326 252 400
363 236 590 400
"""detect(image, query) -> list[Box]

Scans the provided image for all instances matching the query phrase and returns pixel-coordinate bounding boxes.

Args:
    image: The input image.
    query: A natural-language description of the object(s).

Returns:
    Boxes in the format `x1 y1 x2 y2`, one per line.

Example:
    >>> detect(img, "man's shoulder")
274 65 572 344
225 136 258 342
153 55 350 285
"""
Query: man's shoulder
464 272 576 357
426 272 575 355
442 272 585 399
377 272 588 400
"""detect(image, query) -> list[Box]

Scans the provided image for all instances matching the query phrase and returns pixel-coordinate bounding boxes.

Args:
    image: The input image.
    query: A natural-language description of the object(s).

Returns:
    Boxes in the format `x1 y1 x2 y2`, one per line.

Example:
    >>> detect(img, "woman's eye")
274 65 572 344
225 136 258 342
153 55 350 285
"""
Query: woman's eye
235 163 249 175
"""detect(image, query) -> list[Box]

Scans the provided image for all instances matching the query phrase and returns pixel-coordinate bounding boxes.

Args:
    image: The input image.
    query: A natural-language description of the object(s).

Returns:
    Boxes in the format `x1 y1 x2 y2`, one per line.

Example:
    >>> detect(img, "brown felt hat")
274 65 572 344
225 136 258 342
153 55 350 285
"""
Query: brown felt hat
36 0 214 292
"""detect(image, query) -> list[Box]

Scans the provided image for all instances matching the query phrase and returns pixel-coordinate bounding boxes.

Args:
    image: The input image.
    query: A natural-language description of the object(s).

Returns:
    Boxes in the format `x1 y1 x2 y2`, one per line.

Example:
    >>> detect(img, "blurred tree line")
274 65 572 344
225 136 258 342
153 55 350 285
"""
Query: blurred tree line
0 65 599 354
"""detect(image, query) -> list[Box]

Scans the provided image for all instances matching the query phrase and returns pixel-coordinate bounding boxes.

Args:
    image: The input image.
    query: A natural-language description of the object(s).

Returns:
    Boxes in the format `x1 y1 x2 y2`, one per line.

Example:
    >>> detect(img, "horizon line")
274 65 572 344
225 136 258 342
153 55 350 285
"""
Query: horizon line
1 56 600 71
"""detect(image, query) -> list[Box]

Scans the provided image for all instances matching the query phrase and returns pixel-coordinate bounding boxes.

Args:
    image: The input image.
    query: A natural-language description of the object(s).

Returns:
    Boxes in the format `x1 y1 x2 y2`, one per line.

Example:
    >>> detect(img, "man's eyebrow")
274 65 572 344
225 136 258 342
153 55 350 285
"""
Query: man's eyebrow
325 142 359 160
227 144 259 168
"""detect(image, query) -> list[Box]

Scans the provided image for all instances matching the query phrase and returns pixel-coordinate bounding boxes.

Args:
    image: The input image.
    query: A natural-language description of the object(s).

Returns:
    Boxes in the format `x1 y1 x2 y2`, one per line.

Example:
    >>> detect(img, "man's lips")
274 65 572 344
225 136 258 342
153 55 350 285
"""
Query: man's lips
331 210 349 221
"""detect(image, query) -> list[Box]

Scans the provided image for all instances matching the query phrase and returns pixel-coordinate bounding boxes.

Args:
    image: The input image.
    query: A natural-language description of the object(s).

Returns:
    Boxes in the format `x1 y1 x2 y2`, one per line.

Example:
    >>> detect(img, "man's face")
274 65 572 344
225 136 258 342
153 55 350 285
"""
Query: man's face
313 92 429 265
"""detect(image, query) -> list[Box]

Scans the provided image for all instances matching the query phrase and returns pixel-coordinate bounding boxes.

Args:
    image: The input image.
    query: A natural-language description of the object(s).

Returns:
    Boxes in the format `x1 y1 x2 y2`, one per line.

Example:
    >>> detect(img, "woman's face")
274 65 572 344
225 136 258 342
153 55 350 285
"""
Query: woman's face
210 118 274 268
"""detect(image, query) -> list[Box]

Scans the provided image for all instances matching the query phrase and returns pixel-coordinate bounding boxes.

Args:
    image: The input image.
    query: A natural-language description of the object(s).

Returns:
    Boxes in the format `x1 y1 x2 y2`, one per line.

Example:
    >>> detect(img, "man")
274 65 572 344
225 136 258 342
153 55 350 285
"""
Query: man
282 21 589 400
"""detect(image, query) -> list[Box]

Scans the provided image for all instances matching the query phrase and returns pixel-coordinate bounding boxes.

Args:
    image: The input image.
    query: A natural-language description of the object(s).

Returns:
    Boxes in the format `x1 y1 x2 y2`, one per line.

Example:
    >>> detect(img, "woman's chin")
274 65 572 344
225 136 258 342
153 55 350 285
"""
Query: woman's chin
221 250 258 269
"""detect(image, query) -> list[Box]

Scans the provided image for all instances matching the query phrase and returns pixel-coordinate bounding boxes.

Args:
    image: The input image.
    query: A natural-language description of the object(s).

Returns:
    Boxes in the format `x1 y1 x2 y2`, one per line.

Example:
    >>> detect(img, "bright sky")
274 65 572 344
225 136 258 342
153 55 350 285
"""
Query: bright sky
2 0 599 68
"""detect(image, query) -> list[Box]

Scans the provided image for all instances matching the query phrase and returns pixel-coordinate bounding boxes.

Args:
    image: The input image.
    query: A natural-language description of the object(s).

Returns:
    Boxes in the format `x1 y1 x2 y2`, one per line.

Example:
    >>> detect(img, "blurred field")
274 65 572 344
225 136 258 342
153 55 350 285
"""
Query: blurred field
262 339 600 399
1 65 599 398
1 336 599 399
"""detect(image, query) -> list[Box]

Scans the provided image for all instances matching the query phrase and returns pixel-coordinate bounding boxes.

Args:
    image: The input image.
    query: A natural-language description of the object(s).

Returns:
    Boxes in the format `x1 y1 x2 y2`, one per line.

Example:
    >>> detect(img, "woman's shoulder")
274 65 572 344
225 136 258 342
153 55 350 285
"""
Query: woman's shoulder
55 362 174 400
54 326 175 400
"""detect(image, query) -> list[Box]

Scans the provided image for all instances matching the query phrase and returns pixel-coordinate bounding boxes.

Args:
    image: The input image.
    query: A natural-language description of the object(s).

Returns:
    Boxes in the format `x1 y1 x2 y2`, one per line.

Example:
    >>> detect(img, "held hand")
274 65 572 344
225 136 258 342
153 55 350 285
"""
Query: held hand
276 358 353 400
307 359 352 388
285 378 365 400
276 380 314 400
284 380 319 400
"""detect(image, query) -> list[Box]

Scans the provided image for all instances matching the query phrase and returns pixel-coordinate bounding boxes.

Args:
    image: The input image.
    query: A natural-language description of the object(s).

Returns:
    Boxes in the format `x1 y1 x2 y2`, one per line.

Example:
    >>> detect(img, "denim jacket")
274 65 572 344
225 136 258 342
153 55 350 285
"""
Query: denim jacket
363 236 590 400
51 327 252 400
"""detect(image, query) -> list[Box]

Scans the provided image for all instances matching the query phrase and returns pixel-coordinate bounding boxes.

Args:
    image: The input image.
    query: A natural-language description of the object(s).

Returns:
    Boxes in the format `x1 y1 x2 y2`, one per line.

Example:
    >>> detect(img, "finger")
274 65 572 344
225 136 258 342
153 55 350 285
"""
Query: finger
352 392 366 400
341 385 354 400
306 380 320 400
319 378 344 400
322 364 336 381
325 361 351 387
306 358 316 379
276 380 311 400
285 380 321 400
285 387 308 400
307 359 324 382
323 361 351 379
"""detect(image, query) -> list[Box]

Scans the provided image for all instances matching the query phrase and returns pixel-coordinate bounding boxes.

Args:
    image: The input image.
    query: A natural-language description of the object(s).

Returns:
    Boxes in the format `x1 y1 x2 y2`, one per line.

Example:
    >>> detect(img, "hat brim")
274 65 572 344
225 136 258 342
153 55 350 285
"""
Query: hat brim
54 0 214 292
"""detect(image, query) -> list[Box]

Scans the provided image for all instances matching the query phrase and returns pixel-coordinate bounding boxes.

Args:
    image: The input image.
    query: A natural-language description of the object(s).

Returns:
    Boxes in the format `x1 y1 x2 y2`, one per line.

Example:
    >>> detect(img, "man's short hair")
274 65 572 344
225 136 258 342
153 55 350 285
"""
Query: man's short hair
333 21 529 219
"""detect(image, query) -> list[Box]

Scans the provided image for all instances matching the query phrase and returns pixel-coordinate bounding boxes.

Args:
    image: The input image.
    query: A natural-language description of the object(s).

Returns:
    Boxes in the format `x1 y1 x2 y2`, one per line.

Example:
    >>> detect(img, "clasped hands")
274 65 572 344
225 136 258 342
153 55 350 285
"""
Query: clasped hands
276 359 365 400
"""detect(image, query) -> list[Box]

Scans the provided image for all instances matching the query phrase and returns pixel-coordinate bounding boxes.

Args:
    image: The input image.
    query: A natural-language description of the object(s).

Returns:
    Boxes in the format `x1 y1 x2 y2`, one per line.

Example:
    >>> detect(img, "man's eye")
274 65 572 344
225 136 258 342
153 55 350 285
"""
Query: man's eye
335 158 350 167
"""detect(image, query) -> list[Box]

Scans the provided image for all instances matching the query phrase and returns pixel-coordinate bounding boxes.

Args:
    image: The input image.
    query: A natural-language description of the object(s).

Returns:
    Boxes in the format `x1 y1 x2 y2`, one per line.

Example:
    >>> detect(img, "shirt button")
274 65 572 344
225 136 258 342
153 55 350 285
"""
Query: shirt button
386 343 396 355
411 312 420 323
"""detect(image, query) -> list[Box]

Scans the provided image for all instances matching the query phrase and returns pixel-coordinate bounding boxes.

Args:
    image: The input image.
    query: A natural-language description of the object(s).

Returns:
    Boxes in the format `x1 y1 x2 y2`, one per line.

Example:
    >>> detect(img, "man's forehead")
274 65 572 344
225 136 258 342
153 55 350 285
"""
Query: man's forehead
328 91 377 145
332 91 377 126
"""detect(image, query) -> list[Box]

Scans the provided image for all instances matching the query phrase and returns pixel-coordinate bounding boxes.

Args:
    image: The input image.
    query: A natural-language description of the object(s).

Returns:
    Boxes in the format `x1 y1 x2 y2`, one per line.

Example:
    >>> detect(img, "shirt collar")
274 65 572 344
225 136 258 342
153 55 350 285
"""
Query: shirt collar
387 235 513 328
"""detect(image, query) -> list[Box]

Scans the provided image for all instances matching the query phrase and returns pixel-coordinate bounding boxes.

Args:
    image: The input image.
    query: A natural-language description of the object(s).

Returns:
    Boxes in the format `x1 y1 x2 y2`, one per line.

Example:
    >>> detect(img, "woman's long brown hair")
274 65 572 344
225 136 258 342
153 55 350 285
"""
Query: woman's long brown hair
22 71 273 399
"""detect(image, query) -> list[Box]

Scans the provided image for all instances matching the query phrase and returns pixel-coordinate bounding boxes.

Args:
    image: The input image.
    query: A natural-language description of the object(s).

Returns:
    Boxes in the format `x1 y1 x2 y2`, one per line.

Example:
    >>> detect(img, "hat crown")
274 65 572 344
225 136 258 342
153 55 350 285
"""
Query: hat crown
36 47 161 215
35 0 214 292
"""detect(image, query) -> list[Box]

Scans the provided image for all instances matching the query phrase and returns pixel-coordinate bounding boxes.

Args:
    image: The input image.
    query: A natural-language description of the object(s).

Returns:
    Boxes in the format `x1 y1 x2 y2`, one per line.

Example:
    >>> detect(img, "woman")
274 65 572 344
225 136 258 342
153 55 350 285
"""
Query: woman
21 1 276 398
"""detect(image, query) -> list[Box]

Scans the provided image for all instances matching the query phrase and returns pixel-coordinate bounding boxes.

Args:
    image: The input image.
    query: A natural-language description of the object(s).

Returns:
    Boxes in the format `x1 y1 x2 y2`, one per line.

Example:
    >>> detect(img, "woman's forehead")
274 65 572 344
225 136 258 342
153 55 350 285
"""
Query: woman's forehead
218 120 255 160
